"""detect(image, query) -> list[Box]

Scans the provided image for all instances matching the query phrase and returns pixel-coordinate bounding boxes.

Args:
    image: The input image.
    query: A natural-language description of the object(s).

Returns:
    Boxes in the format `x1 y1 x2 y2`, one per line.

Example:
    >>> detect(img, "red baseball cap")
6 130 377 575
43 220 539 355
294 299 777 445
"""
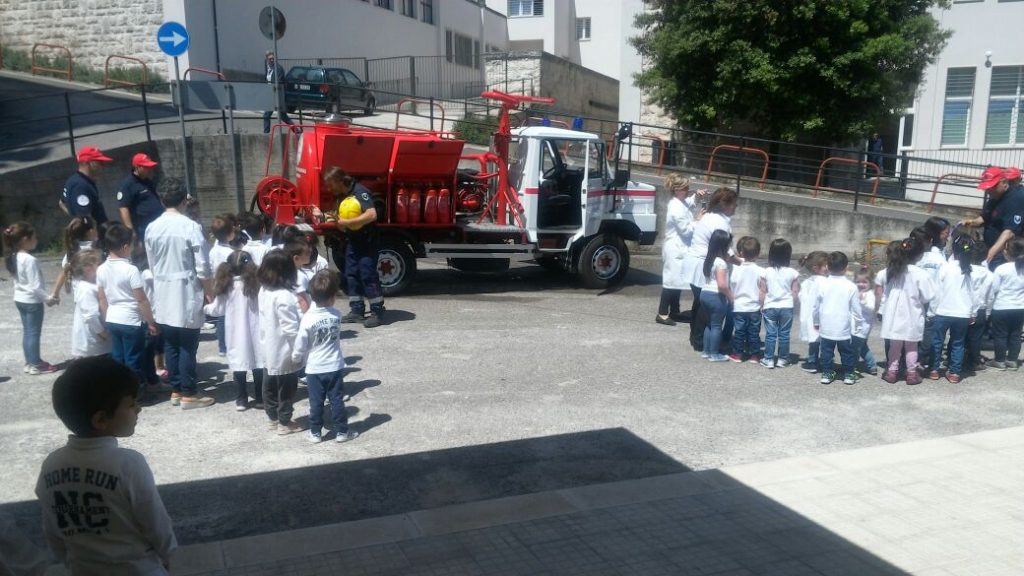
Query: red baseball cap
132 153 158 168
978 166 1006 190
1004 166 1021 180
77 146 112 163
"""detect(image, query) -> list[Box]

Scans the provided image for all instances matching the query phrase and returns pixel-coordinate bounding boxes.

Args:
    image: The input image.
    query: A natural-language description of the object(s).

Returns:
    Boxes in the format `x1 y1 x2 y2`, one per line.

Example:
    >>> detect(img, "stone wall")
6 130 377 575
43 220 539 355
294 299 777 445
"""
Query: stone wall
485 51 619 122
485 52 541 96
0 0 168 79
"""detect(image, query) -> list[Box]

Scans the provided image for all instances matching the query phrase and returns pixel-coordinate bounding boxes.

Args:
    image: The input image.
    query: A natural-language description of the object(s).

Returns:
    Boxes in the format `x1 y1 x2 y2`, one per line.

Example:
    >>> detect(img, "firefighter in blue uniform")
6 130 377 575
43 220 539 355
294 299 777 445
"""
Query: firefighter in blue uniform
60 146 112 224
323 166 384 328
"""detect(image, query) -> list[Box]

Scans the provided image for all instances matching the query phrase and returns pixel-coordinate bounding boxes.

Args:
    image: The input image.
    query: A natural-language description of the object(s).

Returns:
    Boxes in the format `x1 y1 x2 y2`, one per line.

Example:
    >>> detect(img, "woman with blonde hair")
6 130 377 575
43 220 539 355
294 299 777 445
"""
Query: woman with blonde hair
657 174 705 325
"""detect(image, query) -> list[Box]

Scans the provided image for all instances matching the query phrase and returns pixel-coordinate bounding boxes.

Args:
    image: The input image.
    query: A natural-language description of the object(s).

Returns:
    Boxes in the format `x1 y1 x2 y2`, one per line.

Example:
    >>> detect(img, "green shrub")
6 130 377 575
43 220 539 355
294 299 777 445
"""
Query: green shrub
1 46 169 93
453 113 499 146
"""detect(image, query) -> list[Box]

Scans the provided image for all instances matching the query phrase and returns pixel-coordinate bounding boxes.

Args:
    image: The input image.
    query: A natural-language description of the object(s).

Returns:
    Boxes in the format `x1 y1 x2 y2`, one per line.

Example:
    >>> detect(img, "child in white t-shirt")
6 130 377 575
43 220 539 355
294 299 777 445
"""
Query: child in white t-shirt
699 230 734 362
4 221 58 374
759 239 799 368
69 249 111 359
966 242 994 372
989 238 1024 370
852 268 877 376
929 237 979 382
728 236 765 363
798 251 829 373
258 250 304 435
812 252 863 384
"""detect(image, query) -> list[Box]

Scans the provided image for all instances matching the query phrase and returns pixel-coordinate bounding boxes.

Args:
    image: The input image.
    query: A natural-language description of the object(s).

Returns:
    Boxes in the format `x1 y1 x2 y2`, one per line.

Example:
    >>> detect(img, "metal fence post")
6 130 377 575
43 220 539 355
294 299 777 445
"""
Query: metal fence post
63 92 76 158
409 56 417 97
736 137 744 196
429 96 435 132
898 151 910 200
141 83 152 142
853 150 864 212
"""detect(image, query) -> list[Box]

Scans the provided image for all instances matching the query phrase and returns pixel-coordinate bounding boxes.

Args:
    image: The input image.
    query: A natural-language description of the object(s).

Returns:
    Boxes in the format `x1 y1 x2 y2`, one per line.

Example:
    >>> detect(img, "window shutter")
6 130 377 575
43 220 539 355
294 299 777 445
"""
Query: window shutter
940 68 975 146
534 0 544 16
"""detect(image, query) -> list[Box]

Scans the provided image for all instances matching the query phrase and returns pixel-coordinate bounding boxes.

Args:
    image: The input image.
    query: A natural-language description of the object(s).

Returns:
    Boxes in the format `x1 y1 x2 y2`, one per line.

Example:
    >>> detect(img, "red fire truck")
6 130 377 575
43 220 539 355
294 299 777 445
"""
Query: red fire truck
254 92 657 295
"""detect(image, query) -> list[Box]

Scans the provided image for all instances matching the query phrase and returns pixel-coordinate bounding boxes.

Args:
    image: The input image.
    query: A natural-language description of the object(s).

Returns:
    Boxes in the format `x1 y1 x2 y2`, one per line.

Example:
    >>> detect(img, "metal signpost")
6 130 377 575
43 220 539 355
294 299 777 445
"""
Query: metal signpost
157 21 192 195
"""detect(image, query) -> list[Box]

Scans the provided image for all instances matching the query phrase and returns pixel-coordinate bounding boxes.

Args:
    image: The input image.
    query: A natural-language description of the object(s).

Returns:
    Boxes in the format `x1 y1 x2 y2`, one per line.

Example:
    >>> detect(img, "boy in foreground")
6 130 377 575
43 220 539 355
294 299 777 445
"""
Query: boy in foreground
35 357 177 575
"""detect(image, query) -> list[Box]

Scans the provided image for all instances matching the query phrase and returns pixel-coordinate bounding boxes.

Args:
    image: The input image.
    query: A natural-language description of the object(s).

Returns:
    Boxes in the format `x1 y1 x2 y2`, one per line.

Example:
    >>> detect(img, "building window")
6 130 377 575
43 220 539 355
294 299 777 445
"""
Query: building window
421 0 433 24
374 0 393 10
446 29 480 69
576 17 591 41
941 67 976 146
508 0 543 17
400 0 415 18
985 66 1024 146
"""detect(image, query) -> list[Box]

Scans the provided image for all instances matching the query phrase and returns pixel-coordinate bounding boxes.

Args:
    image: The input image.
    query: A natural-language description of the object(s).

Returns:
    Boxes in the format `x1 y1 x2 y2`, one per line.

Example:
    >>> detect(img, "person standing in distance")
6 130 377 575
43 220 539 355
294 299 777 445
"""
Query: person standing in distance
262 50 293 134
145 177 215 409
117 153 164 243
323 167 384 328
960 166 1024 269
61 146 112 224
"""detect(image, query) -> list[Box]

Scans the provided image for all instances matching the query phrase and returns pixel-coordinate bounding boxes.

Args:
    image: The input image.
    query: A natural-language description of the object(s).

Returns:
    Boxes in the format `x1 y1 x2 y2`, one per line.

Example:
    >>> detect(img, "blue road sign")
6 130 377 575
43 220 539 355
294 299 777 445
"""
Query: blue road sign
157 21 189 57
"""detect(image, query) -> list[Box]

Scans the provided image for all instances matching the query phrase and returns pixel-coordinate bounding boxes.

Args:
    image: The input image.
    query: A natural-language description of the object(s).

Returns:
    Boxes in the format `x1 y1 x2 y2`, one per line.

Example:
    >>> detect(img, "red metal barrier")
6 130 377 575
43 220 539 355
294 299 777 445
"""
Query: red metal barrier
31 43 72 80
394 98 446 133
183 67 225 80
928 173 981 213
706 144 770 189
104 54 148 88
813 157 880 204
639 134 667 175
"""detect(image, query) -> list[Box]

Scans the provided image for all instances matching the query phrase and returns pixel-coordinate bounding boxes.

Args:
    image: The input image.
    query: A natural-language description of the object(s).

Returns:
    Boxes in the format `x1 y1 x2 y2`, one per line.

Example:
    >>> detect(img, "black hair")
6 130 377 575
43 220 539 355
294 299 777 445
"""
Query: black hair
923 217 951 249
104 223 133 252
799 251 829 274
951 235 976 278
158 176 188 208
131 241 149 272
909 226 930 258
736 236 760 260
52 357 137 437
210 213 237 243
240 212 265 240
284 241 311 268
3 221 35 276
703 229 733 279
308 269 340 305
767 238 792 268
257 249 297 290
828 251 848 274
214 250 260 298
887 236 922 283
1007 237 1024 275
272 224 300 247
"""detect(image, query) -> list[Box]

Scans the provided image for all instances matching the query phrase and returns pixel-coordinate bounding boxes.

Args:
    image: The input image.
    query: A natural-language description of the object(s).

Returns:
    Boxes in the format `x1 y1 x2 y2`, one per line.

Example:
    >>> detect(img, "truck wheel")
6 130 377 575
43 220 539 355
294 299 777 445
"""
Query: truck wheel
447 258 510 273
378 240 416 296
577 234 629 289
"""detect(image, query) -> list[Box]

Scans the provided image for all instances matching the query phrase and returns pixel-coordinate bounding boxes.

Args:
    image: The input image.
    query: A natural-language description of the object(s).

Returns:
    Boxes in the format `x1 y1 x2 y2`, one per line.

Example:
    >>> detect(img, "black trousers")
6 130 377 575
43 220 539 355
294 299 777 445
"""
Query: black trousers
658 288 682 316
234 369 264 404
263 371 299 424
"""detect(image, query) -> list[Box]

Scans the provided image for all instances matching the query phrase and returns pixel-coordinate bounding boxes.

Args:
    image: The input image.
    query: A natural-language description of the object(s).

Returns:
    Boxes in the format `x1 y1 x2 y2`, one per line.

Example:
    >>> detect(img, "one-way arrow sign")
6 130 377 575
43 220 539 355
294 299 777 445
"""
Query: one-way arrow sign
157 21 189 57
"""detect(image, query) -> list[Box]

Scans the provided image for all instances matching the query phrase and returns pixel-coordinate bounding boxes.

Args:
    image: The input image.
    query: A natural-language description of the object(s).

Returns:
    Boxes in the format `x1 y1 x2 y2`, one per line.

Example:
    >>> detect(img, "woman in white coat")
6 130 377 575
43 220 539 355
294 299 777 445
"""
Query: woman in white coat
680 187 740 349
657 175 706 325
204 250 264 410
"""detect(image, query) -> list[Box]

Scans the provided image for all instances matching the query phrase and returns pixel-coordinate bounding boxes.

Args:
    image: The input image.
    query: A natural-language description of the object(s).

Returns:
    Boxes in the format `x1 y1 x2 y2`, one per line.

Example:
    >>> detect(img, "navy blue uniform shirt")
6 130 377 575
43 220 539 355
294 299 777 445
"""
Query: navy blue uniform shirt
117 173 164 239
62 171 108 224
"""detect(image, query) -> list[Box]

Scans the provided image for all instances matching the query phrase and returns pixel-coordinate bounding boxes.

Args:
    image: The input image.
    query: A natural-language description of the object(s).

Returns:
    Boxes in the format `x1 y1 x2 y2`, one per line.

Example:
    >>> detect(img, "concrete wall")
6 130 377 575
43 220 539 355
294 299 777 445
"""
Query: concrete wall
538 52 617 120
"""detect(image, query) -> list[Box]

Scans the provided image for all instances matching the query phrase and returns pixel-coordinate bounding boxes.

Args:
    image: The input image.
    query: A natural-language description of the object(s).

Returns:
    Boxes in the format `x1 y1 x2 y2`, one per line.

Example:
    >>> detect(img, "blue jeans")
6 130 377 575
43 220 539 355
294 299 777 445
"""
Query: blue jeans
851 336 877 373
15 302 43 366
990 309 1024 364
161 325 200 396
262 108 293 133
762 308 793 363
732 311 762 356
806 341 820 369
142 328 161 385
931 315 969 375
819 337 855 378
700 291 728 356
345 239 384 315
215 316 226 354
966 309 987 369
306 370 349 435
108 322 146 391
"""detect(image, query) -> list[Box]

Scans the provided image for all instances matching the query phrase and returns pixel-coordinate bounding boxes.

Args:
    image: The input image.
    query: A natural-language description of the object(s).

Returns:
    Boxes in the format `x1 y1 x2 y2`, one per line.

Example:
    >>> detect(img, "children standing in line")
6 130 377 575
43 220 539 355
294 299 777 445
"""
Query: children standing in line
49 216 98 304
96 224 159 396
292 270 360 444
240 212 271 266
206 250 265 411
36 357 177 575
966 241 995 373
208 214 238 356
729 236 765 363
852 268 878 376
988 237 1024 370
257 250 303 434
759 239 799 369
929 237 979 383
700 230 734 362
284 240 313 314
69 249 111 359
4 222 58 374
798 251 829 373
877 236 934 385
813 252 862 385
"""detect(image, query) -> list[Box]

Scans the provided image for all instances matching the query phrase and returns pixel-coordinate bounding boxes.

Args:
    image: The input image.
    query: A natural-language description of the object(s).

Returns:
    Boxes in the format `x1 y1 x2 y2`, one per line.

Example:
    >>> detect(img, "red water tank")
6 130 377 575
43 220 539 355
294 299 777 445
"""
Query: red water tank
409 189 422 224
395 187 409 224
424 187 439 224
437 188 451 223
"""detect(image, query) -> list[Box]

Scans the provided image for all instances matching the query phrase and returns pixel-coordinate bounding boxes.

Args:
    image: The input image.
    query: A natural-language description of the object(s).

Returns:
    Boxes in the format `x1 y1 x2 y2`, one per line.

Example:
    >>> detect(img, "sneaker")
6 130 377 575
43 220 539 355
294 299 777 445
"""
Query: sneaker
972 362 987 372
881 370 899 384
235 402 248 412
335 430 359 443
776 359 791 368
862 368 878 376
700 353 710 359
22 364 30 374
341 311 364 324
905 371 923 386
707 354 730 363
277 421 302 436
747 355 762 364
946 373 962 384
927 370 941 380
1008 361 1020 372
655 315 676 326
759 358 775 369
180 395 215 410
169 392 182 406
363 313 382 329
28 362 58 375
267 420 278 431
801 363 819 374
843 375 856 385
254 402 265 410
306 430 322 444
728 353 744 363
820 371 835 384
985 360 1007 371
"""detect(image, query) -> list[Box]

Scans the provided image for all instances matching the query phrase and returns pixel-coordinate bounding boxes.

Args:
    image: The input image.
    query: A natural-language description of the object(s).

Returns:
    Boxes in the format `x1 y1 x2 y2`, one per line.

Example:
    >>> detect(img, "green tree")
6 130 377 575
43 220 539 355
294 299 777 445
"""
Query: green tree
632 1 951 142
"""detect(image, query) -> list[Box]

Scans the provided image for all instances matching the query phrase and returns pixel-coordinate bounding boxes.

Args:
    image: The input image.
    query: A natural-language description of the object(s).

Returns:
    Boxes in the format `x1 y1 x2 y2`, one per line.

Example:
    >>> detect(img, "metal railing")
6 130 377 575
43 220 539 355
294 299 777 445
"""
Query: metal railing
31 43 72 80
104 55 148 88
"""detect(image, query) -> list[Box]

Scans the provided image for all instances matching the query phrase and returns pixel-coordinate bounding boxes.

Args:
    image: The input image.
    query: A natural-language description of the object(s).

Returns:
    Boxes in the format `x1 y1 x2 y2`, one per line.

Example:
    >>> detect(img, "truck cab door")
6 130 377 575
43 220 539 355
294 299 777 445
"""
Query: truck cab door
581 140 605 236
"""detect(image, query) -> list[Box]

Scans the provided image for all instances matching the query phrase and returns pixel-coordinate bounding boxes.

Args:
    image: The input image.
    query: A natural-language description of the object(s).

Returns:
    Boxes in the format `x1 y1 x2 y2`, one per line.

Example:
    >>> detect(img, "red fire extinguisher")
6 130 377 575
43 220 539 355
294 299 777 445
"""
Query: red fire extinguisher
437 188 451 223
424 187 438 224
409 188 422 224
395 186 409 224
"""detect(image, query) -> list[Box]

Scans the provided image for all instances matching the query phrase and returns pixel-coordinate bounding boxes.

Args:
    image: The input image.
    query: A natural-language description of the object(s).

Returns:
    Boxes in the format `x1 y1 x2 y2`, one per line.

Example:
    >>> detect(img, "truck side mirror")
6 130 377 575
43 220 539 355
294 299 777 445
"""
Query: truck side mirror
610 169 629 188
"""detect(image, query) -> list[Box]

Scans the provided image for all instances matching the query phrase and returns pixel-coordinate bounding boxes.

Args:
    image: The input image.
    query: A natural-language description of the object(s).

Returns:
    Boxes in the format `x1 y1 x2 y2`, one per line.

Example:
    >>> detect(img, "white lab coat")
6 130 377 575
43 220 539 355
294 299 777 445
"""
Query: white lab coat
878 265 935 341
258 287 301 375
70 281 111 358
661 196 698 289
679 212 731 289
798 275 822 343
145 212 210 330
204 278 262 372
812 275 862 341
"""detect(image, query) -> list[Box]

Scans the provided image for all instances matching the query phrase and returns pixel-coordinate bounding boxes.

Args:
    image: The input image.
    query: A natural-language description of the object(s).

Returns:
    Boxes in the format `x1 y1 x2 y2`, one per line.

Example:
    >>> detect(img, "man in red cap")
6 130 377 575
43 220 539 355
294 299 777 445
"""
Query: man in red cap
961 166 1024 268
60 146 112 224
117 153 164 242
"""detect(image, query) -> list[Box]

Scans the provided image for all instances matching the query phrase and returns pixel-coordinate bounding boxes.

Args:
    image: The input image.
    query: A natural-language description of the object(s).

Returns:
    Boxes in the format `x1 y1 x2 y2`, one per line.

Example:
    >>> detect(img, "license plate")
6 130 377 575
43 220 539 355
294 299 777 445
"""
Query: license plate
298 84 310 90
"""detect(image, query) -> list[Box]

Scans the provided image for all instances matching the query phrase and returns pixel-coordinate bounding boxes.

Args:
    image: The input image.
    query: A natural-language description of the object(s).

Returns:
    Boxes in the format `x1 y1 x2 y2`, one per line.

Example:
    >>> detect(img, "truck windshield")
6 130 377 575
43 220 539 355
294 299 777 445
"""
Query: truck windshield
549 139 606 180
